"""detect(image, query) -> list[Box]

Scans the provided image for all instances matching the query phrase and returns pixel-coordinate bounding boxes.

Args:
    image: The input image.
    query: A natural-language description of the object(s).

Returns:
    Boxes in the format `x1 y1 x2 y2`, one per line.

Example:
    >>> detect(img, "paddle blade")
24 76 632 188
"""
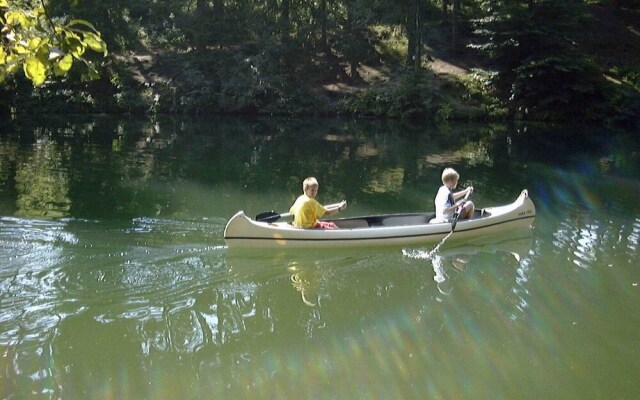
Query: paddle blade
255 211 281 222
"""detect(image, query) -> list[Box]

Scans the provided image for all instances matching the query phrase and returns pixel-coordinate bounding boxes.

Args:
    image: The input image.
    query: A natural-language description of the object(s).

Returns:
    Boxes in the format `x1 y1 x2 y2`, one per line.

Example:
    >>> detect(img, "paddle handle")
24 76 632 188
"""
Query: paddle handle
459 187 472 205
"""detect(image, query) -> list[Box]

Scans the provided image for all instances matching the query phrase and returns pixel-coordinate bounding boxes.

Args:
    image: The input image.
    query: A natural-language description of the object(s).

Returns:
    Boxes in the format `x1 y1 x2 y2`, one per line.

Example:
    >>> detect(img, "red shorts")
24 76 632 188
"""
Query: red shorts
315 221 338 230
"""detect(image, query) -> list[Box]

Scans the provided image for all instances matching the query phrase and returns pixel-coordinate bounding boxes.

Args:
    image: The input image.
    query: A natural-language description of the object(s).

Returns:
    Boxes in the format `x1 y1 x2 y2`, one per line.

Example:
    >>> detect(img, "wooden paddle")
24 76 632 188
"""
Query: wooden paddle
450 189 472 232
255 202 343 223
255 211 292 223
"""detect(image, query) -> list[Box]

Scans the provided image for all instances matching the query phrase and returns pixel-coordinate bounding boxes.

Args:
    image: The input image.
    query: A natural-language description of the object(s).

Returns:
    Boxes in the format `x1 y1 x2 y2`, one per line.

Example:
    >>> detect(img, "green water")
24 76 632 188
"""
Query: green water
1 116 639 399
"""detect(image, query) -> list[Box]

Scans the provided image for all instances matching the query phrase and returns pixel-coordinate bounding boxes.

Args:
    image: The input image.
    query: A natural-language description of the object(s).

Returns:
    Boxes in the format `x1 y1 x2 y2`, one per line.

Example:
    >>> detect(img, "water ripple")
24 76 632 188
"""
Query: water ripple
629 218 640 253
0 216 228 349
0 217 78 245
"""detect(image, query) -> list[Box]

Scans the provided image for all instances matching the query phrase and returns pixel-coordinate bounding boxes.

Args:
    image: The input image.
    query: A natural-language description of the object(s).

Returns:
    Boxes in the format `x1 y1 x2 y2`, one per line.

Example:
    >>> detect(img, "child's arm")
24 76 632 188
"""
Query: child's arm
452 186 473 202
324 200 347 216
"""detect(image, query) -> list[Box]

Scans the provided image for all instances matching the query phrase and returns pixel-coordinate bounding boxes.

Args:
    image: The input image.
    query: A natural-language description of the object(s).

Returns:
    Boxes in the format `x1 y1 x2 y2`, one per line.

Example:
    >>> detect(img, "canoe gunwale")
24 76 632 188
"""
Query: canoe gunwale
225 215 534 243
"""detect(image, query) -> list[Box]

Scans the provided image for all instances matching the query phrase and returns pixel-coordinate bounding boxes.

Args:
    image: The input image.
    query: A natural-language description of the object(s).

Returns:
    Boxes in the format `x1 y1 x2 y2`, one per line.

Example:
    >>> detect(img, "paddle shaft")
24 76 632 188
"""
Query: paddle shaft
255 211 290 223
256 202 342 223
450 189 472 232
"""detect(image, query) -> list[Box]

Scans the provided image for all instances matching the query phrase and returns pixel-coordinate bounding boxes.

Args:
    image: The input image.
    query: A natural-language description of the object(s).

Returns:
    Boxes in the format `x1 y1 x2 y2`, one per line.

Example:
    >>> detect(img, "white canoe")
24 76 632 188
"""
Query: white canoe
224 189 535 249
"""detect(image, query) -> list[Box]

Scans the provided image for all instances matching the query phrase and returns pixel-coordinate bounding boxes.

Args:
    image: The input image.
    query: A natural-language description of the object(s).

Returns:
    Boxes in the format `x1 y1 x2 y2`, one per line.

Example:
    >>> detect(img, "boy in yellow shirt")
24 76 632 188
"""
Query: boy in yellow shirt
289 177 347 229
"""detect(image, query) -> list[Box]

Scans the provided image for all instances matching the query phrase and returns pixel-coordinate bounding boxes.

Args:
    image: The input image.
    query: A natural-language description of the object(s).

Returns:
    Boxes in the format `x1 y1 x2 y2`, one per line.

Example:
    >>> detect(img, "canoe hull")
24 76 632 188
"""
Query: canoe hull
224 190 535 249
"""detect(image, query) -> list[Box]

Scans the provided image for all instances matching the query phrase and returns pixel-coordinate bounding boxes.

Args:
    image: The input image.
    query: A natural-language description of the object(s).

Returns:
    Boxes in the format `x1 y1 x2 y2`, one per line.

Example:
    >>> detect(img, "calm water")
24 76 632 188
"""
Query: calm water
1 116 639 399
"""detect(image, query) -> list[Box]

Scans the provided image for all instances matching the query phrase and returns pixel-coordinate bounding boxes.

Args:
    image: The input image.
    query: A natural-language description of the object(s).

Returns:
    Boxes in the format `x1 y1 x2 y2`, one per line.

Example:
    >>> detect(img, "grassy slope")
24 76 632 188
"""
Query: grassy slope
325 4 640 111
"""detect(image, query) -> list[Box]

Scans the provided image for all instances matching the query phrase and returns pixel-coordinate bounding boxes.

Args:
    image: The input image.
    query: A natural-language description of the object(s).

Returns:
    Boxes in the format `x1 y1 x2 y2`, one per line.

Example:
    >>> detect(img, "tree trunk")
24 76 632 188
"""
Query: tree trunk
406 0 421 72
347 1 358 79
442 0 450 22
406 11 416 67
281 0 291 37
195 0 209 51
267 0 277 14
212 0 224 16
320 0 328 48
414 0 422 72
452 0 460 50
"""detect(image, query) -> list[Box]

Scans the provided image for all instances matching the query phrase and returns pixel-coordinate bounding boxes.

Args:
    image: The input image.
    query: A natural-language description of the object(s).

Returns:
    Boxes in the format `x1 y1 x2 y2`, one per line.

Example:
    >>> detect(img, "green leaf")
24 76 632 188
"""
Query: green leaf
81 65 100 82
5 10 29 27
67 19 98 33
14 44 28 54
5 55 18 73
53 53 73 76
64 35 85 58
24 56 47 86
28 37 43 50
82 32 106 54
36 44 50 60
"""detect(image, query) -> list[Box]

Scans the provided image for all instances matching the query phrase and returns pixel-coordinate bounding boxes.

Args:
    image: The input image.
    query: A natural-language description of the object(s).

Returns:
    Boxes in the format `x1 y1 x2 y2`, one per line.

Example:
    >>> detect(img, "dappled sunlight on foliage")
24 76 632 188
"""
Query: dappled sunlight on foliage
0 0 638 126
0 0 107 86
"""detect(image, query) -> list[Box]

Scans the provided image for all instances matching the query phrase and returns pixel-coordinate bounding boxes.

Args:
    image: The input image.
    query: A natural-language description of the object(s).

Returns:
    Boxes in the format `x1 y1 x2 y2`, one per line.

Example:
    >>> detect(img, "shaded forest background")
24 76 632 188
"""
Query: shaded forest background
1 0 639 126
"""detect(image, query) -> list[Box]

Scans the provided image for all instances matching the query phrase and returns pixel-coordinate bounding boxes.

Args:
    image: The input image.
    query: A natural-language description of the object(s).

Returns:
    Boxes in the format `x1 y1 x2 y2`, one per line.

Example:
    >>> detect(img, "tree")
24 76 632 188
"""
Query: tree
451 0 460 49
471 0 606 120
405 0 422 72
1 0 107 86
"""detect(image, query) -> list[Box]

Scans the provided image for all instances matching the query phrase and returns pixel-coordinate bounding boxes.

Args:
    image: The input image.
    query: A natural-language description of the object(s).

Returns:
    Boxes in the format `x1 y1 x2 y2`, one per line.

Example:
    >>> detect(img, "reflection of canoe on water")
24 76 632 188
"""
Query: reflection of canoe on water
406 232 535 297
224 190 535 249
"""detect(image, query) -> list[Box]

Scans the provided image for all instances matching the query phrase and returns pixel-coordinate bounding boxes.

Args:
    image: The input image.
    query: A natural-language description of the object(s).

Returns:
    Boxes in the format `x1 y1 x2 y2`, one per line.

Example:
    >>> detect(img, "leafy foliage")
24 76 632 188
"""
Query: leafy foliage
510 56 605 120
1 0 108 86
340 71 436 119
1 0 638 125
470 0 610 120
605 67 640 126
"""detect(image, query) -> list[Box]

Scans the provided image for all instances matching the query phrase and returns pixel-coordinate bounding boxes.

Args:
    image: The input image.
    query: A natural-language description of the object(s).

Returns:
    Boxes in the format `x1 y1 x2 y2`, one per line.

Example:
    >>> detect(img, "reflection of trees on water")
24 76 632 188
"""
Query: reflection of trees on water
15 138 71 218
3 117 639 219
1 120 174 218
1 117 542 219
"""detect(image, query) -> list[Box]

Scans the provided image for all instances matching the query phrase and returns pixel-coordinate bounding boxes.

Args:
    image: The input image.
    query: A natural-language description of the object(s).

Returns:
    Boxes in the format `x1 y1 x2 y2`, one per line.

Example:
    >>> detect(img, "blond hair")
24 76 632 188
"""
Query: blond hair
303 177 319 191
441 168 459 184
